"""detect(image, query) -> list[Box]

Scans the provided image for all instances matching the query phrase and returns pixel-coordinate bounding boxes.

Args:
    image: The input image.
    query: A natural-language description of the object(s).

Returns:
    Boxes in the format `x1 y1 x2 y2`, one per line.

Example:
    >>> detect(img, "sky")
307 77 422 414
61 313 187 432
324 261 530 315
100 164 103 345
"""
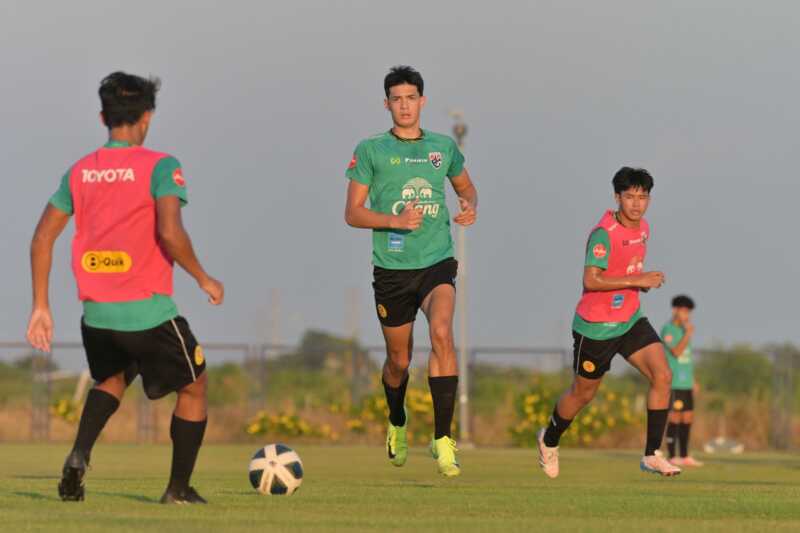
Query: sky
1 0 798 368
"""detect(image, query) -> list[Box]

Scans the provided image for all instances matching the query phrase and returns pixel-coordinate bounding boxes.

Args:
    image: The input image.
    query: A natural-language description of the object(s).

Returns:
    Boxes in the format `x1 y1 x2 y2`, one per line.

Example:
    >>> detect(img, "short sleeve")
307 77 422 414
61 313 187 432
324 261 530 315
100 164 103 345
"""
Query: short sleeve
151 156 188 206
345 141 374 186
48 168 74 215
584 228 610 269
447 138 465 178
661 324 679 350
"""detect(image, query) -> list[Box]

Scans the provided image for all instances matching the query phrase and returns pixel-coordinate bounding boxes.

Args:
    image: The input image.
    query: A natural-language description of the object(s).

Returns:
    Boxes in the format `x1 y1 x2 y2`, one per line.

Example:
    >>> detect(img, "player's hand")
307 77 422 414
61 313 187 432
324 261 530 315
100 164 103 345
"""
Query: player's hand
392 200 423 231
684 322 695 336
638 271 665 289
453 197 477 226
199 276 225 305
26 307 54 353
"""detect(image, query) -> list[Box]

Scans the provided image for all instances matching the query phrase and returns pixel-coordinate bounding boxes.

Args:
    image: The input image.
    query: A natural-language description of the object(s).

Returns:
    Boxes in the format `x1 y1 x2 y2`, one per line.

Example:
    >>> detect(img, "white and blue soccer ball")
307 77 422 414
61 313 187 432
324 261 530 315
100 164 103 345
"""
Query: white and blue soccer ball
248 444 304 495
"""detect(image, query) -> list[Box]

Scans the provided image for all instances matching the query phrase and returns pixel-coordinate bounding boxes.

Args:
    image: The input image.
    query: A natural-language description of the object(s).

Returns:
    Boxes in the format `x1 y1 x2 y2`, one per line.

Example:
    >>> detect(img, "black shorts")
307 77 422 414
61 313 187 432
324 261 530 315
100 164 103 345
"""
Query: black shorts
670 389 694 412
372 258 458 327
572 317 661 379
81 316 206 400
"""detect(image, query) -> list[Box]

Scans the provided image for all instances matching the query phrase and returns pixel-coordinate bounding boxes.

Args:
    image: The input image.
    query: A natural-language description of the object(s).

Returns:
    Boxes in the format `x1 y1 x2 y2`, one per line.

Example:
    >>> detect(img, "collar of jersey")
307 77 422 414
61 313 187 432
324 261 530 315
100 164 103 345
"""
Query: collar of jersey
389 129 425 143
104 140 133 148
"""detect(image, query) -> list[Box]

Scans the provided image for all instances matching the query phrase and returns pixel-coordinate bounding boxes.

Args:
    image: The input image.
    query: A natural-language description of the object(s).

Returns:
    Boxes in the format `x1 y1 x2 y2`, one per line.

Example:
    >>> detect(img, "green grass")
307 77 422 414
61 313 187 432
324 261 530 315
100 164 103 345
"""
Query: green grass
1 444 798 532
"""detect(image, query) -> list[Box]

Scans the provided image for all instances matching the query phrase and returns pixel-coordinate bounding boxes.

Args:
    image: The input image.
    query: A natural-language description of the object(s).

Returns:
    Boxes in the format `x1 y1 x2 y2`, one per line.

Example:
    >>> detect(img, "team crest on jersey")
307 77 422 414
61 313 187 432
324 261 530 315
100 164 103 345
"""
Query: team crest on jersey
348 155 357 169
428 152 442 169
593 243 607 259
173 168 186 187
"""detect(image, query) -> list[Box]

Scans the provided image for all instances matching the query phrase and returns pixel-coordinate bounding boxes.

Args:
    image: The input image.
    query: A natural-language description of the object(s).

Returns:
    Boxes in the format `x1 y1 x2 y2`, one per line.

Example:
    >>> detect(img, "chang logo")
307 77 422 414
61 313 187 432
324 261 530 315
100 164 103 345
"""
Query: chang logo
391 177 440 217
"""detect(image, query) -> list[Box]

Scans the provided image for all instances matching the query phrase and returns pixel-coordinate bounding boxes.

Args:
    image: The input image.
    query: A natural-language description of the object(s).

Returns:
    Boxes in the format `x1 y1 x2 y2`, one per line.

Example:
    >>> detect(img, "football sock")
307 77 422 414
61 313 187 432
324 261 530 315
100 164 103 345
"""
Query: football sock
429 376 458 439
543 406 573 447
168 415 207 490
645 409 669 456
678 423 691 458
382 373 409 427
666 422 678 458
72 388 120 461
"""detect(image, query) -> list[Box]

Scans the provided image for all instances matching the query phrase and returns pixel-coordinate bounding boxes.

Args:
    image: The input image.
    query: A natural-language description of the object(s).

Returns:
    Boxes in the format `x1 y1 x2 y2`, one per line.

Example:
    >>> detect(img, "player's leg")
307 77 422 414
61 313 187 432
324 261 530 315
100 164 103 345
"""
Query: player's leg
679 394 702 466
420 283 460 477
60 325 135 501
666 394 681 461
625 326 679 476
538 332 613 478
163 371 208 502
380 322 414 466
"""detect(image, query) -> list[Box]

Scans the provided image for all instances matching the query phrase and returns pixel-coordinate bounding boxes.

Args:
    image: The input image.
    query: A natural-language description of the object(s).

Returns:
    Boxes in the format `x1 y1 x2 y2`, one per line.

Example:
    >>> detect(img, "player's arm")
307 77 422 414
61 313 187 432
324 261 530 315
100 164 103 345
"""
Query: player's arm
344 179 421 230
449 168 477 226
668 323 694 357
27 204 71 352
156 196 224 305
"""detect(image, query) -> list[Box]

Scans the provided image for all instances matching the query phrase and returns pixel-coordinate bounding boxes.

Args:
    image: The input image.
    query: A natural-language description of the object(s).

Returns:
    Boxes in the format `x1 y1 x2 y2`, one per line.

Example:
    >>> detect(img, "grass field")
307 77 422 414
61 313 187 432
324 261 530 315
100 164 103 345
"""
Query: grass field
1 444 798 532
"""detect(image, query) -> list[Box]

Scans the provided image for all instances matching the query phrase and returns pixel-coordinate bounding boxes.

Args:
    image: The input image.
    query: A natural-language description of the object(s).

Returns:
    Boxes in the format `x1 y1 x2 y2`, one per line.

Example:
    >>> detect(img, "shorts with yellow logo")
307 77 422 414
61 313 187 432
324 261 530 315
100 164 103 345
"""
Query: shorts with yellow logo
669 389 694 412
572 318 661 379
81 316 205 399
372 258 457 327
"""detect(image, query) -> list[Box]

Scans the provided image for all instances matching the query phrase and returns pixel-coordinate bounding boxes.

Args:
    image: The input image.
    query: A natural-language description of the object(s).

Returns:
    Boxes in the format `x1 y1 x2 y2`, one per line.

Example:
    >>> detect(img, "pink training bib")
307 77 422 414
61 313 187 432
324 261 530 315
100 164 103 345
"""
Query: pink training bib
575 210 649 323
69 145 174 303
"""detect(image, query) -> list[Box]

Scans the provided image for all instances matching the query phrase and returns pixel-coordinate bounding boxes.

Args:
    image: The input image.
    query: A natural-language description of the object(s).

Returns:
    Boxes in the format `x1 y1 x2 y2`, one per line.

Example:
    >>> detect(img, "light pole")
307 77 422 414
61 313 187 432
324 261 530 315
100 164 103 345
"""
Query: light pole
450 110 471 445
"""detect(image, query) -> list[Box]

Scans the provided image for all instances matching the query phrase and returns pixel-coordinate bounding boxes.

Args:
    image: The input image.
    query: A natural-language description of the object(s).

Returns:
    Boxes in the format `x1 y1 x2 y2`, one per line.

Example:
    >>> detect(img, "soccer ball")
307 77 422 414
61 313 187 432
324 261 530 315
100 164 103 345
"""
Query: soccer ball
248 444 304 495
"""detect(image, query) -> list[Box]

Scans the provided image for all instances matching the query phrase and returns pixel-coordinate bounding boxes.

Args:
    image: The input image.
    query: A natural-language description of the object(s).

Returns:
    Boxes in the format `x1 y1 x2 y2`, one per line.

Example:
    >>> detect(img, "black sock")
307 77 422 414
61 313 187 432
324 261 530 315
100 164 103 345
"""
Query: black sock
168 415 207 491
428 376 458 439
382 373 409 427
72 388 120 461
543 406 573 447
645 409 669 456
666 422 678 458
678 423 691 458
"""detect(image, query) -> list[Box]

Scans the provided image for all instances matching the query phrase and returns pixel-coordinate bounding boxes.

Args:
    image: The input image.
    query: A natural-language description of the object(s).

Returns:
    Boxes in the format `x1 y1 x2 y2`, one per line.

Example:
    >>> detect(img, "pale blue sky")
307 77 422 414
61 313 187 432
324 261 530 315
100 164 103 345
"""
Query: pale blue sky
1 1 798 368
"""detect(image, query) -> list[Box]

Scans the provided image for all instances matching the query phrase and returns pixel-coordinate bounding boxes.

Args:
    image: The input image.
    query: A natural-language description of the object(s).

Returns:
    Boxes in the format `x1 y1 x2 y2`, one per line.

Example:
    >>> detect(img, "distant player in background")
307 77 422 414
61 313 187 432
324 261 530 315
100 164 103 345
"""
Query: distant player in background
537 167 681 477
344 66 478 477
662 295 703 466
26 72 224 503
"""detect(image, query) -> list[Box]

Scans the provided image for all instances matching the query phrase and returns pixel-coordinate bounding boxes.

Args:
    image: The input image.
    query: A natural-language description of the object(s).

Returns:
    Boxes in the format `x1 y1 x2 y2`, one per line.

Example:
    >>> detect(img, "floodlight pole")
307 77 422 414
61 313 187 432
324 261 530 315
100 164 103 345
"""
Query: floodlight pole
451 112 471 445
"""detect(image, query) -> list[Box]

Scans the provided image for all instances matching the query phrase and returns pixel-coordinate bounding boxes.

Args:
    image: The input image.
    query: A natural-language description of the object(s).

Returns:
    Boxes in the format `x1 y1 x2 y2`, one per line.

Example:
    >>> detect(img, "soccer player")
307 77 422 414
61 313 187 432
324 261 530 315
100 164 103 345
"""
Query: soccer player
26 72 224 503
662 295 703 466
344 66 478 477
536 167 681 477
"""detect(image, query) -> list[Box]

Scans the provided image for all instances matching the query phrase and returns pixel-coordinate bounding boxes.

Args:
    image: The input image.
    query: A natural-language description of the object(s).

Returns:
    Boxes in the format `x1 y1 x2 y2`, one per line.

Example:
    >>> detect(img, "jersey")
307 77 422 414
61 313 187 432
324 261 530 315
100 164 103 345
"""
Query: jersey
346 130 465 270
572 210 650 340
49 140 188 331
661 321 695 390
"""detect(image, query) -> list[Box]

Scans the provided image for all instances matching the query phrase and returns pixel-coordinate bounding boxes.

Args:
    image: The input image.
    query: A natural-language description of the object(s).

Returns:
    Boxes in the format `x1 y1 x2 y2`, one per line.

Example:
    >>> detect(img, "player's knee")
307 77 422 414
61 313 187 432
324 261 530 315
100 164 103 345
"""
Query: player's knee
430 323 453 348
180 372 208 399
386 351 410 373
652 367 672 389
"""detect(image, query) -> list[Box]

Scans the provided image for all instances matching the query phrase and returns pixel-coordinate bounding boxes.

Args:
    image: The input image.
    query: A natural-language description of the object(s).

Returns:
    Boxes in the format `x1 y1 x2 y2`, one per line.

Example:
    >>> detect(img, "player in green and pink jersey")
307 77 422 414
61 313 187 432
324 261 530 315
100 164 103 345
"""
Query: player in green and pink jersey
537 167 680 478
344 66 478 477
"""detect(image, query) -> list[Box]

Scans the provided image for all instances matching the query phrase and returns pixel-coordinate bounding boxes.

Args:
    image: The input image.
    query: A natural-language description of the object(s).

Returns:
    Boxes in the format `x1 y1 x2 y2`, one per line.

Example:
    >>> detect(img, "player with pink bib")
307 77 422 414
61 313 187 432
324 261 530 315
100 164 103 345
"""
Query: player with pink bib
536 167 680 478
26 72 224 504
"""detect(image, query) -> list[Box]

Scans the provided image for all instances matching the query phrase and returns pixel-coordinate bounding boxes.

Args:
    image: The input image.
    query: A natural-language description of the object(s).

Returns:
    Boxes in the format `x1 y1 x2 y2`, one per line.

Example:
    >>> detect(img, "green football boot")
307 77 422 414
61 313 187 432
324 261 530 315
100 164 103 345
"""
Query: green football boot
386 408 408 467
430 436 461 477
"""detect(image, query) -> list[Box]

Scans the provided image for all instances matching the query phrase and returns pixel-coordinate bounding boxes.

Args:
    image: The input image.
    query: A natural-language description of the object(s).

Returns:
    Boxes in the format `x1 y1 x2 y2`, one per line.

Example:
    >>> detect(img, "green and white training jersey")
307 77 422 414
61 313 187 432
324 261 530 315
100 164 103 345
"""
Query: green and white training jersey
346 130 465 270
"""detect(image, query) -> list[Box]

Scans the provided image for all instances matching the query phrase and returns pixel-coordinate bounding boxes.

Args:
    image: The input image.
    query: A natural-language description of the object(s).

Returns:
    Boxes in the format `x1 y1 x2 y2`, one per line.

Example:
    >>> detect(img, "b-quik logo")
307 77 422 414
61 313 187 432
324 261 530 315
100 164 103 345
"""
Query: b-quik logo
392 177 440 217
81 251 133 273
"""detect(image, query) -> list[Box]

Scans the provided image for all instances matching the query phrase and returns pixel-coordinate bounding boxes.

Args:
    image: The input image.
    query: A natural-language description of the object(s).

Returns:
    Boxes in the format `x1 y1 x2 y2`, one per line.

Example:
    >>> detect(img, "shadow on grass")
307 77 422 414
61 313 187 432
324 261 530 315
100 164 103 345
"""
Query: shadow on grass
13 491 59 501
93 491 158 504
12 475 60 480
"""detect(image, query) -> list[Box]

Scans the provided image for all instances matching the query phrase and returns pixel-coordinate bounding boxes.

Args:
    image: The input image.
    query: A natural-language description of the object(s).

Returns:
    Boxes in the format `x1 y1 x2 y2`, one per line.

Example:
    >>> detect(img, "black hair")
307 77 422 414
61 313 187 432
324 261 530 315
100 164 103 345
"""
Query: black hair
99 71 160 128
384 65 424 97
671 295 695 310
612 167 654 194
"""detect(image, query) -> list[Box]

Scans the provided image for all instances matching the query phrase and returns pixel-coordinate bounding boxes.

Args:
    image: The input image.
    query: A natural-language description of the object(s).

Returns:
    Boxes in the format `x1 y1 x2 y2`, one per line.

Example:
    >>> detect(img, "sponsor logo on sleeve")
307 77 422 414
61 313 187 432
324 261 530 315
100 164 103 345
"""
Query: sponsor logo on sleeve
593 243 607 259
348 155 357 169
664 334 674 344
81 251 132 273
172 168 186 187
